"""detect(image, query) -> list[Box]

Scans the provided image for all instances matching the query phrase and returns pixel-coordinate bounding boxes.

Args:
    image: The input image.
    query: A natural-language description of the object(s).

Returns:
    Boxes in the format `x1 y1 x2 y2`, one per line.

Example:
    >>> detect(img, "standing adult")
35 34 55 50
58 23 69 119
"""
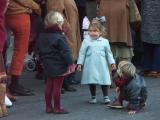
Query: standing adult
0 0 8 118
64 0 81 60
75 0 87 39
47 0 81 60
5 0 41 96
97 0 133 63
86 0 97 21
141 0 160 77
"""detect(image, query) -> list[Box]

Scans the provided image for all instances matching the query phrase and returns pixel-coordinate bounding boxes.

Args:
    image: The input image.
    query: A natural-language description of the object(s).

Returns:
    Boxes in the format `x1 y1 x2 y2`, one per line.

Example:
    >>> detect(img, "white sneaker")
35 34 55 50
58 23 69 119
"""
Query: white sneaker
104 96 111 104
89 98 97 104
5 95 13 107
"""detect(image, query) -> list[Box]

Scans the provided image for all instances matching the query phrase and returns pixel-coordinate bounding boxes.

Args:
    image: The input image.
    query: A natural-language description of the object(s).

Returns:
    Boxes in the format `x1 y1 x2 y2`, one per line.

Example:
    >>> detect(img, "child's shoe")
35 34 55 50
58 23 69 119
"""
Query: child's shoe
46 107 53 113
53 108 69 114
89 98 97 104
109 98 123 109
104 96 111 104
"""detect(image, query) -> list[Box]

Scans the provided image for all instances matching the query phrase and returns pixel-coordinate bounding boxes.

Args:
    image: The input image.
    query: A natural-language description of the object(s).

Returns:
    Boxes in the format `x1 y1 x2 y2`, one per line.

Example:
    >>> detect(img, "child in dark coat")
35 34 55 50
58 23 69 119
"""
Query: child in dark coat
38 11 75 114
109 61 147 115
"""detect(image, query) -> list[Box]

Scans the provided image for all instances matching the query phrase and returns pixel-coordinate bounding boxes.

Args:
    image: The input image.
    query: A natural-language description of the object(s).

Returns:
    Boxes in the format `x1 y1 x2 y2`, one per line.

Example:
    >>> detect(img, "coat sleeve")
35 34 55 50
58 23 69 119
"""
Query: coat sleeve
77 39 88 65
104 40 115 65
127 83 141 110
14 0 40 10
58 37 74 65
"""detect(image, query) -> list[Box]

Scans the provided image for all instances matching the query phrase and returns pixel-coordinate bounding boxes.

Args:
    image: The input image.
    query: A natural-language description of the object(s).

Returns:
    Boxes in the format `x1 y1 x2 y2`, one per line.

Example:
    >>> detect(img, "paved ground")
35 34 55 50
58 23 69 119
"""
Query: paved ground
3 69 160 120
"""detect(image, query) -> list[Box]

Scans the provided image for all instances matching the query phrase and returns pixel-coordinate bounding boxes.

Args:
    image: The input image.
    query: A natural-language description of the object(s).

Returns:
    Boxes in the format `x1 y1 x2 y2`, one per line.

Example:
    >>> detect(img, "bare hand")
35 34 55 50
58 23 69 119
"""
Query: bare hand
77 65 82 71
128 110 136 115
111 64 116 70
116 87 120 93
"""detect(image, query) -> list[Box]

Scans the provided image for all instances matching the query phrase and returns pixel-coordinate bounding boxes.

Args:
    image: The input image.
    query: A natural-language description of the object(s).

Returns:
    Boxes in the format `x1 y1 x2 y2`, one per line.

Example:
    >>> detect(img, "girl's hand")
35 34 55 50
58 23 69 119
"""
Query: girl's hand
111 64 116 70
116 87 120 93
77 65 82 71
128 110 137 115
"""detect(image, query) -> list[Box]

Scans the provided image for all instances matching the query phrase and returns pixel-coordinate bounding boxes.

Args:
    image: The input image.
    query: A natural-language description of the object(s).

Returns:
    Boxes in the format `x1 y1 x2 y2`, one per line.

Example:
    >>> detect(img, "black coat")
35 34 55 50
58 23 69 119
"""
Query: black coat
124 74 147 110
37 29 73 77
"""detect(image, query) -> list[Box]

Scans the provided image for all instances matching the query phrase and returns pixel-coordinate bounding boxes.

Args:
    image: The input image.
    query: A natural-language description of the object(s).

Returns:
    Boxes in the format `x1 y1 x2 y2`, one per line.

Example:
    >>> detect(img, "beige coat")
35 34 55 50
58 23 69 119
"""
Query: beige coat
98 0 132 46
47 0 81 60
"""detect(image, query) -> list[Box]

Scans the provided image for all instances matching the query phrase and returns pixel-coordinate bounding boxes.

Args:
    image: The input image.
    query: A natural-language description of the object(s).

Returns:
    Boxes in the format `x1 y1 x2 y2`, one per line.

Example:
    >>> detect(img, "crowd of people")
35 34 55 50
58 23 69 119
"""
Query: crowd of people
0 0 160 118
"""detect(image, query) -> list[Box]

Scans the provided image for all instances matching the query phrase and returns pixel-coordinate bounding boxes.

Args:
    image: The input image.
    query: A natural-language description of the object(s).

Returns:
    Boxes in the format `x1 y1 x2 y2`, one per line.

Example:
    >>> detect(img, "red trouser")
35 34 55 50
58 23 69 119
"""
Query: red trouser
6 13 31 75
45 76 64 110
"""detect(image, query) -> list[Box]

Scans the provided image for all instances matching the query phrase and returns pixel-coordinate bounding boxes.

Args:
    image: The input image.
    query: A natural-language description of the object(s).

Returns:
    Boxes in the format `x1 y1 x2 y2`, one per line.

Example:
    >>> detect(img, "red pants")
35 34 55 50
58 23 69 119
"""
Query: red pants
6 13 31 75
45 76 64 110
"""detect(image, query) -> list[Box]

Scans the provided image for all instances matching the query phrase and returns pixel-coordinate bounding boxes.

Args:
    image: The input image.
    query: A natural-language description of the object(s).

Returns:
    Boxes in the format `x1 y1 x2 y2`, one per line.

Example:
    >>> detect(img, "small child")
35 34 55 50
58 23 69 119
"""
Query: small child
77 19 116 104
38 11 74 114
109 61 147 115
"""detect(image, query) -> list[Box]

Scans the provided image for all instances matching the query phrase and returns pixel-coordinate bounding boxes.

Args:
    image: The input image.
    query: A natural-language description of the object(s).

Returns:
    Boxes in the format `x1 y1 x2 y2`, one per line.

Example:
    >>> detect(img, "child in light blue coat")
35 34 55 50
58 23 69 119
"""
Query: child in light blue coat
77 19 116 104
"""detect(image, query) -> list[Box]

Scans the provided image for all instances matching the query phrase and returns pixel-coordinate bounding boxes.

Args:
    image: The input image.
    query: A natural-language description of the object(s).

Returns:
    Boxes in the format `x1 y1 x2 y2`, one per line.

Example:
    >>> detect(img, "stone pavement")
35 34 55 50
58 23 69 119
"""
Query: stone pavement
2 70 160 120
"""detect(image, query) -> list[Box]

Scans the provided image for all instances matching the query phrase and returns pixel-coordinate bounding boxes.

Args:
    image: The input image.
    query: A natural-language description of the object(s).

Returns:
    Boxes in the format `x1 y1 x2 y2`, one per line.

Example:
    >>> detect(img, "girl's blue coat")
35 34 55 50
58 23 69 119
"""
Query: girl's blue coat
77 36 115 85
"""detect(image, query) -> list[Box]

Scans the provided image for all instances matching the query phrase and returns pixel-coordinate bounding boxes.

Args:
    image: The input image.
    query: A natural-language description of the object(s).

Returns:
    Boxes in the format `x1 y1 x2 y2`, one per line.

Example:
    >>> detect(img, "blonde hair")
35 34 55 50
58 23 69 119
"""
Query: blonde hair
88 19 106 37
117 61 136 78
44 11 64 27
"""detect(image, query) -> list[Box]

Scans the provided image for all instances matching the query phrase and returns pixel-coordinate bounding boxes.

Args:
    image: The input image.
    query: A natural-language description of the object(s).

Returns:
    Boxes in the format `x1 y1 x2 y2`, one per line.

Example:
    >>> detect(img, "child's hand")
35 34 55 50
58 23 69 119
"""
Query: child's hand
111 64 116 70
77 65 82 71
128 110 137 115
68 64 76 72
116 87 120 93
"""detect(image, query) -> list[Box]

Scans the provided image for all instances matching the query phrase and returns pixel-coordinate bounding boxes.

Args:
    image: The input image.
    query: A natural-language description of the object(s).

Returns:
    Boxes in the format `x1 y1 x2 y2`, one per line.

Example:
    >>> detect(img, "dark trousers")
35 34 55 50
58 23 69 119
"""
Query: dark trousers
77 6 86 40
45 76 64 110
142 42 160 71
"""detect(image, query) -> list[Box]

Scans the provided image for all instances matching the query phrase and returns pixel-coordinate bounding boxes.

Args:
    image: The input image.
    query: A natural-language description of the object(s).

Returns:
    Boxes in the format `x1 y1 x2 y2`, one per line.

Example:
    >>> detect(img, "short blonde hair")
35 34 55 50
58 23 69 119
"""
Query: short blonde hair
44 11 64 27
117 61 136 78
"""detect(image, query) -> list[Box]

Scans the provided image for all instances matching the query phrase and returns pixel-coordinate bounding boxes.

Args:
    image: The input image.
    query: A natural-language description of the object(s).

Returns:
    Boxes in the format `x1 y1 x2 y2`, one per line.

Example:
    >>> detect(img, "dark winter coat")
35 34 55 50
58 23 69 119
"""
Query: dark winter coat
37 27 73 77
124 74 147 110
114 73 147 110
141 0 160 44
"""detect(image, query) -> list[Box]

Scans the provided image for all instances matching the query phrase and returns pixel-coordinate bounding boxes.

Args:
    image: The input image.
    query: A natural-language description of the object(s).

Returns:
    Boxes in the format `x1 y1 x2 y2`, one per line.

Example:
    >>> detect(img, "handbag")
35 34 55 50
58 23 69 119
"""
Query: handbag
129 0 141 23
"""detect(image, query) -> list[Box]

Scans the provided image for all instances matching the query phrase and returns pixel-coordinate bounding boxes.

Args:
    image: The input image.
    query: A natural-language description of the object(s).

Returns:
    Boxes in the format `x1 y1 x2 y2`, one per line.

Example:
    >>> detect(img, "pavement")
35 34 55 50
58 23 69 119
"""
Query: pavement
2 69 160 120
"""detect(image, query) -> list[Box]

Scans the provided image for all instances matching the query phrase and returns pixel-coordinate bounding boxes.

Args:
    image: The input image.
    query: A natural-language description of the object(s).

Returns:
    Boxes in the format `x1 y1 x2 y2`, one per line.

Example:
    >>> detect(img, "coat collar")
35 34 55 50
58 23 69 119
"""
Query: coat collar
45 25 63 33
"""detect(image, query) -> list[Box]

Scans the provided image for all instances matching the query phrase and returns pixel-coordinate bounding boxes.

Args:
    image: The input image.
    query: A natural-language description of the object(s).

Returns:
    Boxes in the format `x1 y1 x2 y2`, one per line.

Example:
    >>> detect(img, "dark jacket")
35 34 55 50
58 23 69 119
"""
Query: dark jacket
37 27 73 77
124 74 147 110
75 0 87 7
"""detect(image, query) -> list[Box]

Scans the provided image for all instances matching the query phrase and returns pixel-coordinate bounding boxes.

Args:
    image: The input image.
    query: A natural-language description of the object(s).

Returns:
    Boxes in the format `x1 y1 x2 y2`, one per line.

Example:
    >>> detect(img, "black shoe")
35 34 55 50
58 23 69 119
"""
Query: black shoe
10 84 33 93
9 85 35 96
65 86 77 92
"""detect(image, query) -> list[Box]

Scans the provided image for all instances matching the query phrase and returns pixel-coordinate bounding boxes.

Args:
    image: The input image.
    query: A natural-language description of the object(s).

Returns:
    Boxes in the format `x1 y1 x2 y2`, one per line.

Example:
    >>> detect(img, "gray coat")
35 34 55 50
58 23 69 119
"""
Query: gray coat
141 0 160 44
124 74 147 110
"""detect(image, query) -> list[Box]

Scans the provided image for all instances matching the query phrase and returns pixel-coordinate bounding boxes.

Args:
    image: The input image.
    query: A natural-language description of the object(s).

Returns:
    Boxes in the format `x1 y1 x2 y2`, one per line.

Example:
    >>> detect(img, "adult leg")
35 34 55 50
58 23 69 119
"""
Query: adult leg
0 84 8 117
6 13 33 96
